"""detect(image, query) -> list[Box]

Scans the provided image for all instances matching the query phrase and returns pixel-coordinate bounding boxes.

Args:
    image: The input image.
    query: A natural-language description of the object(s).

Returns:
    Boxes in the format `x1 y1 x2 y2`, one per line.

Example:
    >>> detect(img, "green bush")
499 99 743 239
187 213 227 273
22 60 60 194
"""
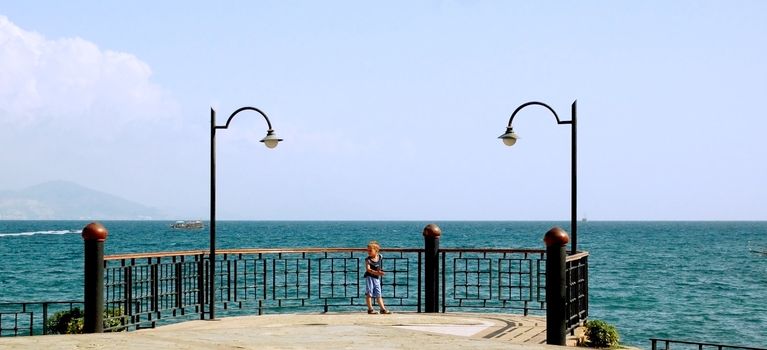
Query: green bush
45 307 125 334
583 319 620 348
45 307 84 334
104 307 126 331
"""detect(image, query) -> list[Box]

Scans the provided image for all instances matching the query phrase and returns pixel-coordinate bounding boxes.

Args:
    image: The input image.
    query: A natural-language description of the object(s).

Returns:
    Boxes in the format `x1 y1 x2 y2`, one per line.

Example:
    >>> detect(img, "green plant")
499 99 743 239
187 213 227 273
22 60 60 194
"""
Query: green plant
103 307 126 331
66 317 84 334
583 319 620 348
45 307 84 334
45 307 125 334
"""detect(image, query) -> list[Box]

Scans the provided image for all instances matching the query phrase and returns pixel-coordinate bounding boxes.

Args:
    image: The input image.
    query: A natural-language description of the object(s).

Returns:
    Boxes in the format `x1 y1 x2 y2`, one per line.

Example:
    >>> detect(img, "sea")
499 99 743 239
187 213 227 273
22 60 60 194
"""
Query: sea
1 220 765 348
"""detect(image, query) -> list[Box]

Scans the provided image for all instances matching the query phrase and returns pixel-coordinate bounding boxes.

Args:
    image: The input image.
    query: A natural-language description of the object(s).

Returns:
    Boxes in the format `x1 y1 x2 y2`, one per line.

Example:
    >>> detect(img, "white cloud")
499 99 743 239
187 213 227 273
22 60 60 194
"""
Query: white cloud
0 15 176 129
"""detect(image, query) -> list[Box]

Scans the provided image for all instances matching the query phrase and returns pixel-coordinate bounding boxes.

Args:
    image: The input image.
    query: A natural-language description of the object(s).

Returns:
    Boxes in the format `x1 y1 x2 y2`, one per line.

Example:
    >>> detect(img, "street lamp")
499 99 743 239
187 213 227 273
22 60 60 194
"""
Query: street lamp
498 100 578 254
209 106 282 319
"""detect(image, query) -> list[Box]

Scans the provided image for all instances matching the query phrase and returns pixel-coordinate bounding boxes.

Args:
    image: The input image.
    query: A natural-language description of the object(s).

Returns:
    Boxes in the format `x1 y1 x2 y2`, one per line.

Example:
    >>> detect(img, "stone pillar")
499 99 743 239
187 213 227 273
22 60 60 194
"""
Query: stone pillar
423 223 441 313
544 226 569 345
82 222 108 333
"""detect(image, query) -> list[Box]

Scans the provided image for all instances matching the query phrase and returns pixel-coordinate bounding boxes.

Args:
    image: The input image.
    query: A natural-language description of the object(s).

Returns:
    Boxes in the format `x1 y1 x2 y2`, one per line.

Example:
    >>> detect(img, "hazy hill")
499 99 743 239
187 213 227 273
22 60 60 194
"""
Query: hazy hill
0 181 164 220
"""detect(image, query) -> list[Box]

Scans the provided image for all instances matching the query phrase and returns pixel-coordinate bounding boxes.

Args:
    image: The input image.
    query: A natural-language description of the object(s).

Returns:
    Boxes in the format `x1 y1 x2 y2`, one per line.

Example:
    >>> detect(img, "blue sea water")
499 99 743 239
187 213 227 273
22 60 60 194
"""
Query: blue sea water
1 220 766 348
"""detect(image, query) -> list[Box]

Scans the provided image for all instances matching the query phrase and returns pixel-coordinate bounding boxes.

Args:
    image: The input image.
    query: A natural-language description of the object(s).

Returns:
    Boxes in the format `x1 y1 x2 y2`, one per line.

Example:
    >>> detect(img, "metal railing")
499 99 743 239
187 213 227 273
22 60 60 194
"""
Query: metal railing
0 301 83 336
212 248 422 314
101 248 423 331
103 250 206 331
565 252 588 332
651 338 767 350
3 245 589 337
440 249 547 315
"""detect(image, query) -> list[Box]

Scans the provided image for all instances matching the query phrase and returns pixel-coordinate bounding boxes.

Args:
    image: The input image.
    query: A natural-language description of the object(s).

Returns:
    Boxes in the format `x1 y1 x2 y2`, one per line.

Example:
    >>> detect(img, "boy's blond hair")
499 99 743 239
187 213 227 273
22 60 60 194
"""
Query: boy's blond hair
367 241 381 252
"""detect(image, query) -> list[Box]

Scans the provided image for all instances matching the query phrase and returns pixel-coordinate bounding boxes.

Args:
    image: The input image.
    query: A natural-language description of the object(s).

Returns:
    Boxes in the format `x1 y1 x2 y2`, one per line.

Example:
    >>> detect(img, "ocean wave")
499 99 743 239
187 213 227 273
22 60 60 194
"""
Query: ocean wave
0 230 78 237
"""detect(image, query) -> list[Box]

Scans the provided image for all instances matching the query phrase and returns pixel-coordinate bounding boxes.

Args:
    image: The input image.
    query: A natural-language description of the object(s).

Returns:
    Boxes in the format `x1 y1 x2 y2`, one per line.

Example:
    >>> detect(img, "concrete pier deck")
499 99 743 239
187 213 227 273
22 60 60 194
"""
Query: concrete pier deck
0 313 581 349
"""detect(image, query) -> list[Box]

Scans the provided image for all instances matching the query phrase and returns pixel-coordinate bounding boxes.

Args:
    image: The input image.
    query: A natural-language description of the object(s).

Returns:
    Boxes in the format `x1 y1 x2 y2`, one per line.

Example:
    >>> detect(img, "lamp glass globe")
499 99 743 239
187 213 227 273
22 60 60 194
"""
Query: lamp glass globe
263 139 279 149
502 137 517 146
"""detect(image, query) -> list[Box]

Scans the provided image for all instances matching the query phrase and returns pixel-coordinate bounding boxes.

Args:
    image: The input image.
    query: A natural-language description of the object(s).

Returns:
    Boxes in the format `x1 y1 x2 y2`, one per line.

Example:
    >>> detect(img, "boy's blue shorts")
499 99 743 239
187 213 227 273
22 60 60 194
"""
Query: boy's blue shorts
365 276 381 297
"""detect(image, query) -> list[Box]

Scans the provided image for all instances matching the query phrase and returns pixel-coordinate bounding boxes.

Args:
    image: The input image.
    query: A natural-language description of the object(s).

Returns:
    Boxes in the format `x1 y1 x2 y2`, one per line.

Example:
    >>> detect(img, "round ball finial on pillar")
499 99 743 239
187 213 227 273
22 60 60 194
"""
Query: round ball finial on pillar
82 222 109 242
544 227 569 247
423 223 442 238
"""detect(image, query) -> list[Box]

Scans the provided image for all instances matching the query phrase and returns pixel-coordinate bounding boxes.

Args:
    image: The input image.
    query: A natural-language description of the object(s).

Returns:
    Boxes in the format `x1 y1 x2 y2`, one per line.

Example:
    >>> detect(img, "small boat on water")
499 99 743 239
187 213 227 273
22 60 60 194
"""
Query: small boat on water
747 241 767 256
750 248 767 256
170 220 204 229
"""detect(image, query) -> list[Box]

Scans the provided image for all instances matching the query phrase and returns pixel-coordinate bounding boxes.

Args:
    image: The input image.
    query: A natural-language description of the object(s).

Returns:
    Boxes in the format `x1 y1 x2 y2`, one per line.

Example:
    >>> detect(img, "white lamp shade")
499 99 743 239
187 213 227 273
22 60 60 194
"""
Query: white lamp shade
260 131 282 149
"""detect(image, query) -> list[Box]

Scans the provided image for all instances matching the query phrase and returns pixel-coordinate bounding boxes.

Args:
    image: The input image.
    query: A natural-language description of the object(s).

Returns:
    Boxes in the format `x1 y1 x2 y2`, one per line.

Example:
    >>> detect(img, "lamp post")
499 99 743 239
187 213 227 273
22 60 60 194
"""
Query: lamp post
498 100 578 254
210 106 282 320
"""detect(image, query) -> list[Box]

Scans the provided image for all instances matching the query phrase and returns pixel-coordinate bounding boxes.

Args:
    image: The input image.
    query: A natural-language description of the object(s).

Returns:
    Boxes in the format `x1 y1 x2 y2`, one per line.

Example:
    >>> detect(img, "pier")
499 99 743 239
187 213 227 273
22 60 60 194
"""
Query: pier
0 312 581 349
1 223 589 348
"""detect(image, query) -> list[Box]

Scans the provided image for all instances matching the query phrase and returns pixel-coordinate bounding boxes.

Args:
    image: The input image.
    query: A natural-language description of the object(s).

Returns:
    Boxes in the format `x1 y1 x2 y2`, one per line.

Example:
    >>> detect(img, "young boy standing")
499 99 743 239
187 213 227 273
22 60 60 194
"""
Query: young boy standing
364 241 391 314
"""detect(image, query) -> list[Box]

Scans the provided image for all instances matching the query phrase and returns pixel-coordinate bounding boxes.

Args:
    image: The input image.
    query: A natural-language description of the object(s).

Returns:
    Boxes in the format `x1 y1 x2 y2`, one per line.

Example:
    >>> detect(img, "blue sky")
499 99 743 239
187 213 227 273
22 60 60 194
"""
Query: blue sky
1 1 765 220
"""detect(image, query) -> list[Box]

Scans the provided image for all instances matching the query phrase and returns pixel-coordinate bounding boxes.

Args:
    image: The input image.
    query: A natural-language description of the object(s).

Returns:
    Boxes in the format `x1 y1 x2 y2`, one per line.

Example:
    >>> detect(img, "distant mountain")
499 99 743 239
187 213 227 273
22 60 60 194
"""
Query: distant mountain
0 181 164 220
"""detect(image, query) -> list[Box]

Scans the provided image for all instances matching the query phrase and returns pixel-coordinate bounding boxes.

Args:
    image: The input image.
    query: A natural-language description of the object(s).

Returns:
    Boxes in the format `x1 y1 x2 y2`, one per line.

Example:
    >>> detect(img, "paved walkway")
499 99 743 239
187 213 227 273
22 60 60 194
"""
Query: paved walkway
0 313 580 349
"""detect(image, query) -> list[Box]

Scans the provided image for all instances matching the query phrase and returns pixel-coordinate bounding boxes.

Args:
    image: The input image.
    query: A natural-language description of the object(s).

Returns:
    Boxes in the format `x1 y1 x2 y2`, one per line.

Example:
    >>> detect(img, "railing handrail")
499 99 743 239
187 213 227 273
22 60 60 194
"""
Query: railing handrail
104 247 556 261
566 251 589 261
105 250 206 261
651 338 767 350
0 300 83 306
217 247 424 254
433 248 547 253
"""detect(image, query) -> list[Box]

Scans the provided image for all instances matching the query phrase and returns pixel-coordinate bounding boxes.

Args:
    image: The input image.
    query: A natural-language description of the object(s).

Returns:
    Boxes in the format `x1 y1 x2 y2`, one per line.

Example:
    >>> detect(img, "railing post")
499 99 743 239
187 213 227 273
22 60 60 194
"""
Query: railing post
423 223 441 313
82 222 108 333
150 259 159 313
197 254 205 320
42 302 49 334
544 226 569 346
175 258 183 309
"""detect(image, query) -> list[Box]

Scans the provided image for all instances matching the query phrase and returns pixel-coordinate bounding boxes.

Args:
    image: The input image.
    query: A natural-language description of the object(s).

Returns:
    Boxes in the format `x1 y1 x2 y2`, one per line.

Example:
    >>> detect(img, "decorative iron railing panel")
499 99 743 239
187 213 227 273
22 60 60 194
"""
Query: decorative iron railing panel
651 338 767 350
565 252 588 332
440 249 547 315
104 251 206 331
214 249 422 314
0 301 83 336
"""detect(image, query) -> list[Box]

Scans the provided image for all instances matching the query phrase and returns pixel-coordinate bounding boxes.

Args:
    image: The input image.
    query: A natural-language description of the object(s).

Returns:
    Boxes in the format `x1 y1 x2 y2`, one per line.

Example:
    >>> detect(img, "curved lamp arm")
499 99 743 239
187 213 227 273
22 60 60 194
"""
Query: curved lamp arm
505 101 574 127
215 106 275 130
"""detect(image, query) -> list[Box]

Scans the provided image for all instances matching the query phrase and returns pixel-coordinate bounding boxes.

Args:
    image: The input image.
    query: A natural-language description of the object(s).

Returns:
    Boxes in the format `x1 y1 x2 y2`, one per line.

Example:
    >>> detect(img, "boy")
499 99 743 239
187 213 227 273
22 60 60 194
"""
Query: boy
364 241 391 314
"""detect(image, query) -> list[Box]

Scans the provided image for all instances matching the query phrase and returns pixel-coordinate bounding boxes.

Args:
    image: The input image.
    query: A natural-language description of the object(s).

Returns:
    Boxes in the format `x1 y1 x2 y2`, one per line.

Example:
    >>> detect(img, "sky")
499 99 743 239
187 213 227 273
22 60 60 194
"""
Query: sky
1 1 765 220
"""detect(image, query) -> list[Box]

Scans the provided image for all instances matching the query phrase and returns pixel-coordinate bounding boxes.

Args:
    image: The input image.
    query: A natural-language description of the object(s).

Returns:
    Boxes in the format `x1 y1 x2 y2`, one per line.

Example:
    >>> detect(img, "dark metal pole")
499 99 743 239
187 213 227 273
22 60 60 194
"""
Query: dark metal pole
422 223 441 313
209 108 217 320
544 226 569 345
82 222 108 333
571 100 577 255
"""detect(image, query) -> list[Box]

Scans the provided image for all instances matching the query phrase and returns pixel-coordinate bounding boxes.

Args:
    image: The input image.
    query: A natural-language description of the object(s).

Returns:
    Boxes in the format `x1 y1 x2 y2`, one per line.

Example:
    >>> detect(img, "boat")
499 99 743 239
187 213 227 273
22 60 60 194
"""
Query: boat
170 220 204 229
747 241 767 256
750 247 767 256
